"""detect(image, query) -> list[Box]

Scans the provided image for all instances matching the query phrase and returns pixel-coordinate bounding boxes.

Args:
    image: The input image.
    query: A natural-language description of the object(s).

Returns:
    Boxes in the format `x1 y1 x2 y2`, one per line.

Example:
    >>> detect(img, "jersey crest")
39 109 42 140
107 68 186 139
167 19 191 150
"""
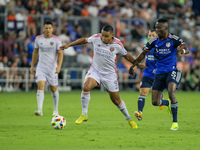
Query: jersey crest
110 47 114 52
50 42 54 45
166 42 171 47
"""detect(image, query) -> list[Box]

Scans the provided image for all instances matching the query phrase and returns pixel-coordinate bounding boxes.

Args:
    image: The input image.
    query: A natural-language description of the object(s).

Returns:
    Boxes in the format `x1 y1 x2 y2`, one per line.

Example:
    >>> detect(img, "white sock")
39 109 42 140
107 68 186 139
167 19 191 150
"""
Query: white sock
37 90 44 113
52 90 59 113
117 100 131 121
81 91 90 116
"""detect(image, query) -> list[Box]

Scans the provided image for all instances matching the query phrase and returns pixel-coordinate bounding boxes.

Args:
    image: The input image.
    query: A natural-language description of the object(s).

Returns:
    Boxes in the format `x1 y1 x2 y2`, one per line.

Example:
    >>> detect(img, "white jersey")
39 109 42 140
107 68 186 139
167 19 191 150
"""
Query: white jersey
86 34 127 75
34 34 62 74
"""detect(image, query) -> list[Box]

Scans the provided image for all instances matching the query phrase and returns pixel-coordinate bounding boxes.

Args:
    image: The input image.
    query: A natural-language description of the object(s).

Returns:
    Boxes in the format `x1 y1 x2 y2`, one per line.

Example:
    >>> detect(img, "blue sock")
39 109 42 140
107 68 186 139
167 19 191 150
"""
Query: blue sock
171 102 178 122
138 95 146 113
158 99 169 106
158 94 169 106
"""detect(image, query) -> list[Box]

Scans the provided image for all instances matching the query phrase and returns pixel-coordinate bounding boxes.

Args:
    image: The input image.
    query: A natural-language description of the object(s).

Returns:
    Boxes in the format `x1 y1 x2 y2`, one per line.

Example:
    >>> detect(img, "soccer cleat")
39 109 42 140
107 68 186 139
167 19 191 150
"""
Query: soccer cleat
75 114 88 124
167 99 172 116
170 122 179 130
52 110 59 116
134 111 142 121
34 110 43 116
159 105 165 110
128 120 138 129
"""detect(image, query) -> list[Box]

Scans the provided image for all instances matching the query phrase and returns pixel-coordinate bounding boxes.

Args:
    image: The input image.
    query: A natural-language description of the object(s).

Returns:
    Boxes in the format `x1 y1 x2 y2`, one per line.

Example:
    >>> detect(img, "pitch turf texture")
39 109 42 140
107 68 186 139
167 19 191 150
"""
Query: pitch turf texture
0 91 199 150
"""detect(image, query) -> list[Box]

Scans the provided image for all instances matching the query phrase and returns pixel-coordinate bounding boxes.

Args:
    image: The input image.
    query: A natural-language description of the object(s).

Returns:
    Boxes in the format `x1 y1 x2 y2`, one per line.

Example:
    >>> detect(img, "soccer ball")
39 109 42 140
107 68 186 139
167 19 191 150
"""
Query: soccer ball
51 115 66 129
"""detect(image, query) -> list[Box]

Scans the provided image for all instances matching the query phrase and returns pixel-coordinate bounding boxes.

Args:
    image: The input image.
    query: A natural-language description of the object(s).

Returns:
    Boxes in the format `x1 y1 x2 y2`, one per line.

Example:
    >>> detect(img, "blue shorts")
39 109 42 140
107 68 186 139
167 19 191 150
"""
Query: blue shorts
152 70 182 92
140 76 154 88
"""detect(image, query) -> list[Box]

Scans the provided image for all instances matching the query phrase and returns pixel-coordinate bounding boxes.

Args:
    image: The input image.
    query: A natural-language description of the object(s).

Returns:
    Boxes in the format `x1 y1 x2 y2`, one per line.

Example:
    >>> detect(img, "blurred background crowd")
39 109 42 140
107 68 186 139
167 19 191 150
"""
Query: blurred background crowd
0 0 200 92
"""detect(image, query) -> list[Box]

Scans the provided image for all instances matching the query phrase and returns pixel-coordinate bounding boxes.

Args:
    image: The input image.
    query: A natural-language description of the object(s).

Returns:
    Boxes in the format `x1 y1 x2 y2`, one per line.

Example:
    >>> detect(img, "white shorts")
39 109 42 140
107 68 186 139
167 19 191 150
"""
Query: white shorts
86 67 119 92
36 69 58 86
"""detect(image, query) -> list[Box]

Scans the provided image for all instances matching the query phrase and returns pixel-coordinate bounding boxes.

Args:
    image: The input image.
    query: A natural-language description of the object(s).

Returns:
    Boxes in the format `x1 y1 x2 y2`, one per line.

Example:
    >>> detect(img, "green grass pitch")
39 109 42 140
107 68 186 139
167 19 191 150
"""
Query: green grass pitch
0 91 199 150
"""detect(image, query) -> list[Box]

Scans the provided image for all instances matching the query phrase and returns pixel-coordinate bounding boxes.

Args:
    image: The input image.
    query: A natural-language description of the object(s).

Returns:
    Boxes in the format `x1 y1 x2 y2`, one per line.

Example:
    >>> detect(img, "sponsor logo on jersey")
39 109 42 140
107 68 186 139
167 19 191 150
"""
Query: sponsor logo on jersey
50 42 54 45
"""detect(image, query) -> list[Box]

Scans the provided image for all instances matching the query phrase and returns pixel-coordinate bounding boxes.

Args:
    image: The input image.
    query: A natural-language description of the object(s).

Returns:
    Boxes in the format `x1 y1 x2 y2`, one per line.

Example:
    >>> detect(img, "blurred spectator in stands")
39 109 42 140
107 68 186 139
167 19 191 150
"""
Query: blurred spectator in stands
157 0 169 16
7 10 16 21
0 32 14 62
15 9 26 32
88 0 98 17
0 0 10 13
59 29 70 45
73 0 82 16
186 41 197 65
167 0 176 14
20 53 35 90
81 4 90 17
54 2 63 16
77 46 92 66
185 6 195 21
140 2 151 20
62 1 73 16
131 23 143 40
0 56 10 88
120 2 133 18
70 24 82 42
97 0 108 10
27 10 37 37
14 0 25 13
99 2 114 17
26 35 36 65
38 2 47 14
180 23 193 41
15 31 26 55
10 55 23 91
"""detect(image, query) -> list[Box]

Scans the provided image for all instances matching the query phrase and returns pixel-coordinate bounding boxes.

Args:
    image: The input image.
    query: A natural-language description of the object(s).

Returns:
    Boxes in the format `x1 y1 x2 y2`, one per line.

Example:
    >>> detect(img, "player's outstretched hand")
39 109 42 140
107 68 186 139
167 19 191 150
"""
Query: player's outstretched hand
59 44 69 50
30 68 35 75
56 67 61 74
129 65 136 77
137 64 147 70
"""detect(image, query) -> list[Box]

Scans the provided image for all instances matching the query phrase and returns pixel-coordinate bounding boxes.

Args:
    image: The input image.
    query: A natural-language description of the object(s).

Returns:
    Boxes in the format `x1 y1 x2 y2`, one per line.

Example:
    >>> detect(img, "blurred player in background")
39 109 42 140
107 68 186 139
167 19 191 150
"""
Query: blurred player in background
129 18 189 130
134 29 169 121
60 25 145 129
30 20 63 116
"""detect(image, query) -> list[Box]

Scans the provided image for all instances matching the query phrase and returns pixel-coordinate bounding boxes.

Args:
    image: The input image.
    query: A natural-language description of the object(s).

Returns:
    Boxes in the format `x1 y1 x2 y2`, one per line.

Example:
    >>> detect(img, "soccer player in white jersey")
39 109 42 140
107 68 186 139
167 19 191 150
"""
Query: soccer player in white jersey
30 21 63 116
60 25 145 129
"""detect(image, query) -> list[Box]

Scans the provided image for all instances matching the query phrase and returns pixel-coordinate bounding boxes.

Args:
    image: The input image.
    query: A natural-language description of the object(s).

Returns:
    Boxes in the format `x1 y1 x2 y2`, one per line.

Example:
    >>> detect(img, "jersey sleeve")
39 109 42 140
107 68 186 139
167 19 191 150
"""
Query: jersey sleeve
117 45 127 56
173 36 185 47
143 41 154 52
57 39 62 51
86 34 101 43
34 37 39 49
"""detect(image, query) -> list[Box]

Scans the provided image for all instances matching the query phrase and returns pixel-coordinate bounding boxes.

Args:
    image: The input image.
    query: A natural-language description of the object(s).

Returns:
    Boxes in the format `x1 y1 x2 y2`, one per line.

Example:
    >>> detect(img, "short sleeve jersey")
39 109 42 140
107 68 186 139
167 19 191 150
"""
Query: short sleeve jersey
86 34 127 75
143 48 156 79
34 34 62 73
143 33 185 74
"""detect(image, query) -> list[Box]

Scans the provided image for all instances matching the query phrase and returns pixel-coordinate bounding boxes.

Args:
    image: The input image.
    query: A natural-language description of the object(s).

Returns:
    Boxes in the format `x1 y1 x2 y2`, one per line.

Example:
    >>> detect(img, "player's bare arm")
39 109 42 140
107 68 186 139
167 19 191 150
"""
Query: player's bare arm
60 38 88 50
129 51 147 76
178 44 189 54
30 49 39 75
124 53 146 70
56 50 63 74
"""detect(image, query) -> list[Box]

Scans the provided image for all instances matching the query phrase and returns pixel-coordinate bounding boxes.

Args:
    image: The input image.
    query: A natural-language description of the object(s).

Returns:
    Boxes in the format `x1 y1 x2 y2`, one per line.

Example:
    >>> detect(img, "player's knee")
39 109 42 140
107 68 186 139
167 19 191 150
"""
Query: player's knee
82 86 91 92
152 99 159 106
50 86 57 92
140 91 148 96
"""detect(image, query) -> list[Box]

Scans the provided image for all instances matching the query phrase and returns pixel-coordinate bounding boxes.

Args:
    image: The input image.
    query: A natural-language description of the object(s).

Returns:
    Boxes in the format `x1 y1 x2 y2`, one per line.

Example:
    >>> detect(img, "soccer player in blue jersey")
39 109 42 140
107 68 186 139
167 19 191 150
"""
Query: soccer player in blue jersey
129 18 189 130
134 29 168 121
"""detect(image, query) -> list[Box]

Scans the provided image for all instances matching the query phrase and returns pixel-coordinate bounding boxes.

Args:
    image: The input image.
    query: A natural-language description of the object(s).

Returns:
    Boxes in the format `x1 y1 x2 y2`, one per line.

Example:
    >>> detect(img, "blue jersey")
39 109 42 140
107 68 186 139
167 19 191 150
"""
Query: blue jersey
143 33 185 74
143 48 156 79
